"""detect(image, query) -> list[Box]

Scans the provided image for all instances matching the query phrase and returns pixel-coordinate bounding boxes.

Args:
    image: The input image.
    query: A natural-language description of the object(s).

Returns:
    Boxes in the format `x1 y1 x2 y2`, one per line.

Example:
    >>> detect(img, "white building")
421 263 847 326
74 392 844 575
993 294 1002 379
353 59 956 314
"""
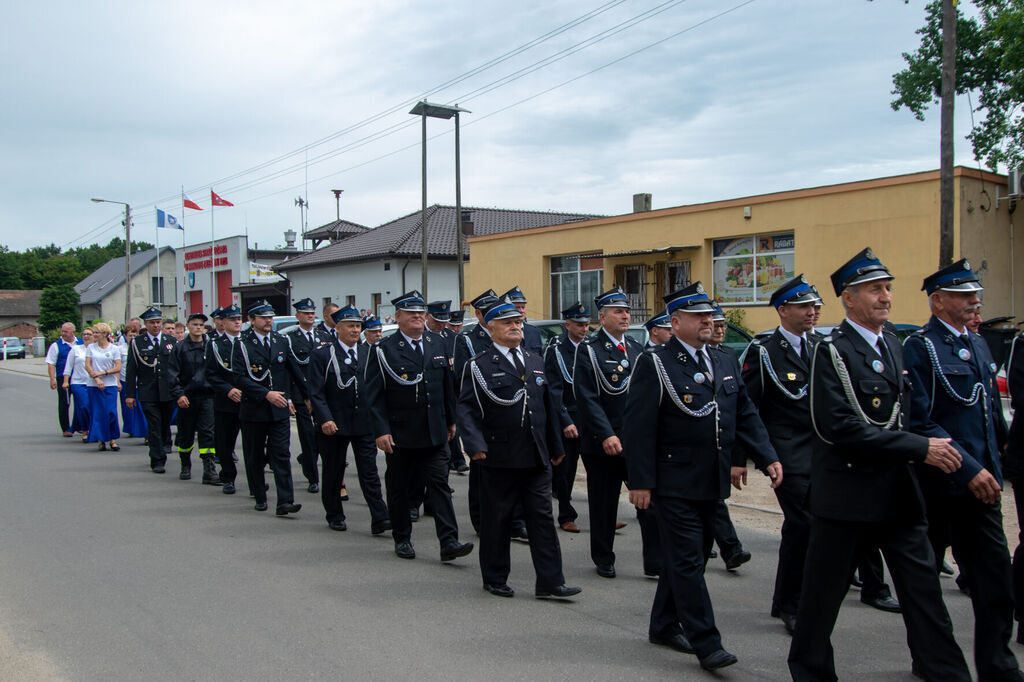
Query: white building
76 247 177 323
275 205 599 318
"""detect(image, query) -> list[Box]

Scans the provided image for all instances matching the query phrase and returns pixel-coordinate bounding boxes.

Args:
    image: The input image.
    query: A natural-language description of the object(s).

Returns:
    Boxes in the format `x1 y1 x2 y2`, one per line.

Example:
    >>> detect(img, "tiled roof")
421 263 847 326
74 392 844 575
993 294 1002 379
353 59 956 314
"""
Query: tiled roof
74 247 174 305
274 205 601 272
0 289 42 316
304 219 369 241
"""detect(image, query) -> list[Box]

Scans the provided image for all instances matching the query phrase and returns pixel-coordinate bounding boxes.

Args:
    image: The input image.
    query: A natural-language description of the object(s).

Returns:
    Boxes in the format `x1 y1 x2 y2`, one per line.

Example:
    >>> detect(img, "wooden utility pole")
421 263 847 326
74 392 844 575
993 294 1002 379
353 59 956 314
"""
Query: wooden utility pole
939 0 956 266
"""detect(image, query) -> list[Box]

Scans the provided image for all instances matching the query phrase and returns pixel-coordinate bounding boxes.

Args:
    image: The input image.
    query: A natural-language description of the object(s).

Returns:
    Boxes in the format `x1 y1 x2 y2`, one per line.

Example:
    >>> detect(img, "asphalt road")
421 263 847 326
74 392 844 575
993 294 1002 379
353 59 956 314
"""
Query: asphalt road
0 368 997 681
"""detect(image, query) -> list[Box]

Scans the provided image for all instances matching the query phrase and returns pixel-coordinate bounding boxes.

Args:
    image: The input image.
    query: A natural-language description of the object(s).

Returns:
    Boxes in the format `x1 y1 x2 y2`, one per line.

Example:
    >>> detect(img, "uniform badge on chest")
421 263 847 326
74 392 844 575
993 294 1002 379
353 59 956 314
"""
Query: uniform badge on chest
694 372 705 384
958 348 971 361
871 360 884 373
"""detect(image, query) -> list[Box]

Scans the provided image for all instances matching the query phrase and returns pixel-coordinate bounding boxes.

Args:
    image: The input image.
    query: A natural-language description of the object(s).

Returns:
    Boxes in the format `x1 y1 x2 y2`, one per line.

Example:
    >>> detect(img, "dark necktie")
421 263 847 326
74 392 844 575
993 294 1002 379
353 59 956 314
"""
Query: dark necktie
348 348 357 365
306 331 313 344
263 336 271 351
696 349 712 379
960 334 980 371
411 338 423 363
510 347 525 380
799 338 809 365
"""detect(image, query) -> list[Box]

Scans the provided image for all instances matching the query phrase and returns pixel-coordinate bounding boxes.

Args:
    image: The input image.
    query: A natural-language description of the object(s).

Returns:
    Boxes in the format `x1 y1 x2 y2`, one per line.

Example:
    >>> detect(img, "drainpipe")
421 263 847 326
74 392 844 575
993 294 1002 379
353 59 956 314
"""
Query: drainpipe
401 257 411 293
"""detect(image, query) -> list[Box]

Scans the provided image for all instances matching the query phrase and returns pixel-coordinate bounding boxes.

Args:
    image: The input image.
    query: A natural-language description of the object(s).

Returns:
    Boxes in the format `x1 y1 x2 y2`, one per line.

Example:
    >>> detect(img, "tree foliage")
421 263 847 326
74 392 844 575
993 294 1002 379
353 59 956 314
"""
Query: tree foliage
892 0 1024 170
37 284 82 335
0 237 155 291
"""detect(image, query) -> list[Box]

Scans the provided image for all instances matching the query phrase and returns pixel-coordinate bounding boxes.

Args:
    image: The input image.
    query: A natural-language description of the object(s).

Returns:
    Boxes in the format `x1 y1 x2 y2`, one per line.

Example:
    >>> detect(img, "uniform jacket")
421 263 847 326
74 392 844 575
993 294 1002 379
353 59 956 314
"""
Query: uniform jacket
572 329 644 455
623 336 776 501
808 320 928 523
315 321 335 341
1005 334 1024 481
124 332 177 402
543 333 580 430
284 325 333 401
308 340 371 436
166 335 212 399
738 329 817 475
457 345 561 468
522 322 544 355
365 329 455 448
453 324 492 392
231 328 309 423
205 333 239 413
903 316 1008 495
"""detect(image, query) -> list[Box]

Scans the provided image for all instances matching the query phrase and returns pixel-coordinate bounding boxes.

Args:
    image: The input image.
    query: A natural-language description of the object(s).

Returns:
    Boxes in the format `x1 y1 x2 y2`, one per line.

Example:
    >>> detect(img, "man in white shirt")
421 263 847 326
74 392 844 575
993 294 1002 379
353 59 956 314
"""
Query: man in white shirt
46 321 80 436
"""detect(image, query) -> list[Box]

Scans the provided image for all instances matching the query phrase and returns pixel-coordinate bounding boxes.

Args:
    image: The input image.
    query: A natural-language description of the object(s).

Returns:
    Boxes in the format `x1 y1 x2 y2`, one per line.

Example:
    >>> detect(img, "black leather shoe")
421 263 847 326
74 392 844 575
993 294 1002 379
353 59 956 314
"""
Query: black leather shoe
440 541 474 562
511 525 528 542
708 549 718 559
340 487 349 501
307 482 319 493
596 564 616 579
939 560 955 576
644 567 660 578
276 503 302 516
456 462 470 474
371 519 393 535
395 541 416 559
536 584 582 600
649 632 695 654
254 502 268 511
484 583 514 598
861 595 902 613
222 482 236 495
179 467 191 480
409 508 420 522
700 649 738 670
850 574 864 589
328 520 347 531
724 549 751 570
152 466 165 474
1017 621 1024 645
778 611 798 635
911 662 926 679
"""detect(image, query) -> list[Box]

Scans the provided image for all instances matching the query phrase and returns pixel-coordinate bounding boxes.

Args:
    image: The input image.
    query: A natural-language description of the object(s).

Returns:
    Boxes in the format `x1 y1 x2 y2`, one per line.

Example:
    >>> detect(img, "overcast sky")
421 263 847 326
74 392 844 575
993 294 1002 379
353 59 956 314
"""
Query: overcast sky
0 0 992 253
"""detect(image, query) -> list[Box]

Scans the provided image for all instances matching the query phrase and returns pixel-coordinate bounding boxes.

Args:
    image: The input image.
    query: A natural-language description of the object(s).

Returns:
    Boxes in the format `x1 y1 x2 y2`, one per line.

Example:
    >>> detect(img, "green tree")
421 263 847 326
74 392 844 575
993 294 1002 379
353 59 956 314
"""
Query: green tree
0 246 24 289
892 0 1024 170
37 284 81 335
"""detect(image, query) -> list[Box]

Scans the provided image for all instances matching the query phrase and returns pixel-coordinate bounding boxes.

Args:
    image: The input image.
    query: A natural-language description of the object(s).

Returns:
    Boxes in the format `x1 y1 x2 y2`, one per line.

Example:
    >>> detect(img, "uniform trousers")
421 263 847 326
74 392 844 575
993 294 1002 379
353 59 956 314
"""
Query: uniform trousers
713 500 743 560
478 463 565 589
552 434 580 524
771 473 811 616
648 495 723 658
788 516 970 682
1012 480 1024 629
141 400 174 468
317 431 388 525
241 418 294 507
175 395 214 461
448 427 466 469
385 444 458 546
580 453 659 569
293 401 320 485
57 384 71 433
214 410 242 486
923 492 1018 679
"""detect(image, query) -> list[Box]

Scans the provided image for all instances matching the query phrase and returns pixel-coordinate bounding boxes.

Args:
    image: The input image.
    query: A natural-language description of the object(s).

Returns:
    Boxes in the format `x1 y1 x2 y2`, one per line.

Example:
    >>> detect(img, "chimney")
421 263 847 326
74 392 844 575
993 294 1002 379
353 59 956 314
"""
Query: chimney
461 210 474 236
633 193 652 213
283 229 297 250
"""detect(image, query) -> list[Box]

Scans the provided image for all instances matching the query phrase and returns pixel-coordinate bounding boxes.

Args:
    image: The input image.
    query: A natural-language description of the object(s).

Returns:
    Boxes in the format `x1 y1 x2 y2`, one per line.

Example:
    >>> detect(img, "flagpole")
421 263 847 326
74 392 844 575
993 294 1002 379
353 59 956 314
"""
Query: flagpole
180 186 186 317
154 206 161 312
210 197 216 315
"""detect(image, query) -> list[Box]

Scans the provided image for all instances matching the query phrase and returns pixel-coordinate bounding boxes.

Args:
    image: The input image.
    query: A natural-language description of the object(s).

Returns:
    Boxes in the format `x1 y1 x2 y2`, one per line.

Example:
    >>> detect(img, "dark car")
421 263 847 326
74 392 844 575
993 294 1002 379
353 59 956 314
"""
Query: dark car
0 337 26 359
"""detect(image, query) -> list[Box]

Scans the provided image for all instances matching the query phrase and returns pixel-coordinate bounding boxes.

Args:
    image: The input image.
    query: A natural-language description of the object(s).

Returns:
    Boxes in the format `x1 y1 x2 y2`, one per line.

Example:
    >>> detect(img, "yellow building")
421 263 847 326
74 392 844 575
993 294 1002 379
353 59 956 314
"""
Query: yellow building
466 167 1020 332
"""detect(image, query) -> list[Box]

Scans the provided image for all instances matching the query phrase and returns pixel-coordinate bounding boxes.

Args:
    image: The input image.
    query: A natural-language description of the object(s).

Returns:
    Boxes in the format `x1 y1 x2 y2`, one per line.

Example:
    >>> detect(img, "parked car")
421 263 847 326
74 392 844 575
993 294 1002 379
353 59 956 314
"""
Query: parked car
0 337 26 359
625 323 753 357
755 323 921 343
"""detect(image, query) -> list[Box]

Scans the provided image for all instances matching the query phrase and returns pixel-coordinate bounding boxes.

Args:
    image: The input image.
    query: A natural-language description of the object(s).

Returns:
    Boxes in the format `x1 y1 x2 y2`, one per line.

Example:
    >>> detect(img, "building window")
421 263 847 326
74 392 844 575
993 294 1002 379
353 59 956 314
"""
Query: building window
712 233 794 305
550 254 603 320
346 295 356 307
383 262 391 271
151 276 165 304
665 260 690 294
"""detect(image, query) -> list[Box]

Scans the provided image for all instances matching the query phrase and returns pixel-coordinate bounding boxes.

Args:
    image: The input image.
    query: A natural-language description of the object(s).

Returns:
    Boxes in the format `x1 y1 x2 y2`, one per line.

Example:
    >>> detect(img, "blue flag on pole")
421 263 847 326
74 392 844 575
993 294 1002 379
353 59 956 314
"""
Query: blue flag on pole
156 208 183 230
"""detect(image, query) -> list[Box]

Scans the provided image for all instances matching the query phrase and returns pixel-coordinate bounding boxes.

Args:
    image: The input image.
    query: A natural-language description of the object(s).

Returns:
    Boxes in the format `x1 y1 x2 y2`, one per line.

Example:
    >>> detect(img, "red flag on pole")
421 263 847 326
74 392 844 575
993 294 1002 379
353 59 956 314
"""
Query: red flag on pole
182 192 203 210
211 190 234 207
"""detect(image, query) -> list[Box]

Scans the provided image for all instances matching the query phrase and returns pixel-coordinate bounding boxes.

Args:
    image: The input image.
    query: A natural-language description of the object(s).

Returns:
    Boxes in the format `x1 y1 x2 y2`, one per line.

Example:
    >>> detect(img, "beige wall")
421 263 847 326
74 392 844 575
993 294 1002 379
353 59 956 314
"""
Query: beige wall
85 250 178 324
466 168 1015 331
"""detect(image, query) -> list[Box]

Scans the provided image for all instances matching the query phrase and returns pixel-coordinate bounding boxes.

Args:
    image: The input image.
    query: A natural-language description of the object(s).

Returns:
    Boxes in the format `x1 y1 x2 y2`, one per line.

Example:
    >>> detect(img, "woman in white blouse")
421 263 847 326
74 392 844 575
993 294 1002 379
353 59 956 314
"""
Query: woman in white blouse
62 327 94 440
85 323 122 451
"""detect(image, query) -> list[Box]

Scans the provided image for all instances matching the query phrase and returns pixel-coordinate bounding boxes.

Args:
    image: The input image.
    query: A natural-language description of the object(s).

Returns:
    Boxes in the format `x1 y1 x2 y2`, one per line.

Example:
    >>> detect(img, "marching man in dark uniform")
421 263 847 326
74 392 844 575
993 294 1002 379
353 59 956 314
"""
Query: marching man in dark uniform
903 259 1019 681
425 300 467 474
231 300 309 515
166 312 218 485
787 247 971 682
284 297 333 493
737 275 819 634
457 298 581 600
362 315 383 345
446 309 465 344
125 307 177 474
501 286 543 355
543 302 591 534
623 282 781 671
205 304 245 495
644 310 673 348
573 286 657 579
454 289 499 533
308 305 391 534
1007 328 1024 645
365 290 473 562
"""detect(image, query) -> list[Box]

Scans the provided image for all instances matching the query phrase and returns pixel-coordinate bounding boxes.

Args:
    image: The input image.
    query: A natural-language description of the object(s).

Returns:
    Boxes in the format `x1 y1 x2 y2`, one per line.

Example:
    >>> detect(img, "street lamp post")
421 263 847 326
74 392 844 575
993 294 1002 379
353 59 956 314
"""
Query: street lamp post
91 198 132 325
409 101 470 300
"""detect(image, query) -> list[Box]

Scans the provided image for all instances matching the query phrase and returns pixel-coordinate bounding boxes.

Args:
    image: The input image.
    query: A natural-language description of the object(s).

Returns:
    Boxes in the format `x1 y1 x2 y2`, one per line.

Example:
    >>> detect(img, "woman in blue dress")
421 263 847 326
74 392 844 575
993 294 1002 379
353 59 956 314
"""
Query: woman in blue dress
119 324 147 437
85 323 122 452
62 327 94 441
